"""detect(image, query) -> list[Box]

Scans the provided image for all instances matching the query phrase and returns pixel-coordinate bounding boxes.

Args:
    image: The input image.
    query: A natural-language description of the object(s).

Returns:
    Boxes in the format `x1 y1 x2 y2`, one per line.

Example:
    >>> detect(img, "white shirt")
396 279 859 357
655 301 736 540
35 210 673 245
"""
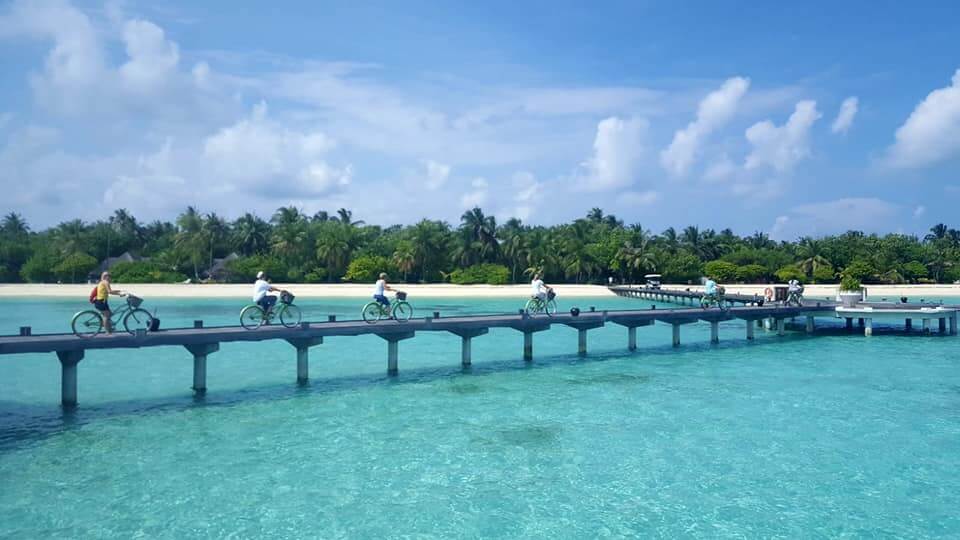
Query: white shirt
374 279 386 296
531 279 545 295
253 279 271 302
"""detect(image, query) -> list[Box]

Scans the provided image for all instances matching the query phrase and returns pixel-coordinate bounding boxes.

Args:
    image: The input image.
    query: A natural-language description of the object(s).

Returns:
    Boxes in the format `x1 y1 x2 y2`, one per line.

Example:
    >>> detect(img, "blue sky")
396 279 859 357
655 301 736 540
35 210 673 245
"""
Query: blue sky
1 0 959 239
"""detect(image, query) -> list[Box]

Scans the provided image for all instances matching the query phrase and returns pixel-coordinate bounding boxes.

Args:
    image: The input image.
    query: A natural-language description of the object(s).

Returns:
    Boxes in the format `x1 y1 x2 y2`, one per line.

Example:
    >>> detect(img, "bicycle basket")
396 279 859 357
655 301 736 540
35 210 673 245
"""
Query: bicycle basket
717 286 725 295
280 291 295 304
126 295 143 308
396 291 407 301
547 289 556 300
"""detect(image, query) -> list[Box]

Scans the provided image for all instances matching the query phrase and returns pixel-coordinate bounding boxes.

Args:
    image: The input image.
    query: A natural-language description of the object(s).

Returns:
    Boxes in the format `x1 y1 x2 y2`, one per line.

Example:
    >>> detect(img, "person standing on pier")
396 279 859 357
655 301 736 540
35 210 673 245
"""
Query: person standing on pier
93 271 125 334
253 271 285 312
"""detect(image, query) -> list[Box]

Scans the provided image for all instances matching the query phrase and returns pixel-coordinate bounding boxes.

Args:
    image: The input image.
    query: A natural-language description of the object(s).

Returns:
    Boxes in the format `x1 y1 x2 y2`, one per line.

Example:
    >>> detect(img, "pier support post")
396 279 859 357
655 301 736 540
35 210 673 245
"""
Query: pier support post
379 333 415 375
746 321 755 340
857 318 864 329
845 318 853 331
523 331 534 361
286 337 323 383
951 314 957 336
805 316 815 333
905 319 912 332
776 318 785 336
56 350 84 408
864 318 873 337
939 318 947 334
185 343 219 393
922 319 930 334
672 324 681 347
451 329 488 367
628 326 637 351
710 321 719 343
578 329 588 355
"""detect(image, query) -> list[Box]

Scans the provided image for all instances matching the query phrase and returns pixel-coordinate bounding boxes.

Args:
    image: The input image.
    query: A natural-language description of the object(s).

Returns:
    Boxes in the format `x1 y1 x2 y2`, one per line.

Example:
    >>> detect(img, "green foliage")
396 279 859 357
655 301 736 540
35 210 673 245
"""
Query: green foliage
303 268 328 283
703 260 739 282
812 265 836 283
110 261 188 283
775 265 806 282
20 248 62 283
225 255 288 283
53 252 99 283
901 260 927 282
735 264 767 282
661 252 702 283
840 275 862 291
449 263 511 285
343 255 396 283
842 259 878 282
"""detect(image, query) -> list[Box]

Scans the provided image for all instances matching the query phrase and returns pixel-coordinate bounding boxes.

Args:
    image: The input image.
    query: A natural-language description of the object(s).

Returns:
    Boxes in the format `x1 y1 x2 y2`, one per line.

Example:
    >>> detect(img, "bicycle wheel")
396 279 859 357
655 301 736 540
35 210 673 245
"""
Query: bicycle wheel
240 305 265 330
123 308 154 334
700 297 709 309
393 301 413 322
362 302 383 323
71 310 103 338
545 299 558 316
279 304 302 328
524 298 540 315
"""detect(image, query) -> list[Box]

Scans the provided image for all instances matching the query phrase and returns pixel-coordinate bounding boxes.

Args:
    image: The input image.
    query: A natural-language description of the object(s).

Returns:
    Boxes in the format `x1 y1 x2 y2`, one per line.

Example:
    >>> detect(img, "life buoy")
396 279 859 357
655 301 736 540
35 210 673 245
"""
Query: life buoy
763 287 774 301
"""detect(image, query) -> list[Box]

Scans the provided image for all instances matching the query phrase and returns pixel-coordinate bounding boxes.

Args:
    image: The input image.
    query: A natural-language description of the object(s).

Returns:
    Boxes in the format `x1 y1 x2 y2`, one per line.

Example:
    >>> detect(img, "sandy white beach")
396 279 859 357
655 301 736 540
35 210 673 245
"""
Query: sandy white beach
1 282 959 299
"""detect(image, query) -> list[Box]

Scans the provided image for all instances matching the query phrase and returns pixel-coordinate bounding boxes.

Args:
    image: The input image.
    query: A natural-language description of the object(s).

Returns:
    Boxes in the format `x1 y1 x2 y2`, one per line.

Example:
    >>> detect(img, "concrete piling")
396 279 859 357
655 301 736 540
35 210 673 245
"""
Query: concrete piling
286 337 323 383
184 343 219 393
55 350 84 408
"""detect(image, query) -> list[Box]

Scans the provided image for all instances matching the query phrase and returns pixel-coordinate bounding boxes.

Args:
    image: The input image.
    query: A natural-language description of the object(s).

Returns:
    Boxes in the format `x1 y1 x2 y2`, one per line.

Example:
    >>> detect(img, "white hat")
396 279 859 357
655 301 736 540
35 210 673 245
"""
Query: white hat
256 271 265 279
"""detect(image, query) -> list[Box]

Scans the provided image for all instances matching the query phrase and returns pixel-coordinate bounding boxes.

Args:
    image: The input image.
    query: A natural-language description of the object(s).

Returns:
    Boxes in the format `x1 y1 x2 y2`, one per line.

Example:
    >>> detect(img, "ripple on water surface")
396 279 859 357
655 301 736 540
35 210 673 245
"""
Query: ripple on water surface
1 297 960 537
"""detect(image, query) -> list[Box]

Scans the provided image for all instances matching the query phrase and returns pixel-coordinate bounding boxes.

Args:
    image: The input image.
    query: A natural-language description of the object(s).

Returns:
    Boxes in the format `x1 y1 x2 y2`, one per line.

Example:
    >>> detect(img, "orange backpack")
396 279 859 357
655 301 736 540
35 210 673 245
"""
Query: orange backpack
89 286 98 304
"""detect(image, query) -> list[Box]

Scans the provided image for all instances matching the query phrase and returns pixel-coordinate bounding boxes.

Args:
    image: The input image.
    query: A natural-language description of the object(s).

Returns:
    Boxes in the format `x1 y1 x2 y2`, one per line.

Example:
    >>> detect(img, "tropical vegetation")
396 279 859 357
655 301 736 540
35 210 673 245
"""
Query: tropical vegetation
1 207 959 286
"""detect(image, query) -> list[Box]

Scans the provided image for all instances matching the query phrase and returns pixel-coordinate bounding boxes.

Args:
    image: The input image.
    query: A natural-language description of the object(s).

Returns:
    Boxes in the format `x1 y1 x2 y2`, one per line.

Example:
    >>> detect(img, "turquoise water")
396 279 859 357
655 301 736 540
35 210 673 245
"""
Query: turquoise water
1 296 960 538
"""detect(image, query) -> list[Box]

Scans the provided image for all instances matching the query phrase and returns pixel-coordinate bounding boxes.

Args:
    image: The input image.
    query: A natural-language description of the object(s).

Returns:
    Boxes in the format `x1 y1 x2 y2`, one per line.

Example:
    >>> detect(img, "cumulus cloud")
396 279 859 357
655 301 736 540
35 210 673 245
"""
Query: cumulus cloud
769 198 900 239
702 154 736 183
831 96 858 134
578 116 647 191
913 205 926 218
660 77 749 177
119 19 180 92
422 159 451 190
508 171 543 221
460 177 489 208
886 69 960 168
744 100 821 172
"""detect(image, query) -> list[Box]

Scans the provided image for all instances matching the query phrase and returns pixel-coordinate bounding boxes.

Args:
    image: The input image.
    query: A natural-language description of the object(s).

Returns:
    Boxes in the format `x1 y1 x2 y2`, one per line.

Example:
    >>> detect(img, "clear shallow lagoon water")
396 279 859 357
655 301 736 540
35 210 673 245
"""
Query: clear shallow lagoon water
1 295 959 538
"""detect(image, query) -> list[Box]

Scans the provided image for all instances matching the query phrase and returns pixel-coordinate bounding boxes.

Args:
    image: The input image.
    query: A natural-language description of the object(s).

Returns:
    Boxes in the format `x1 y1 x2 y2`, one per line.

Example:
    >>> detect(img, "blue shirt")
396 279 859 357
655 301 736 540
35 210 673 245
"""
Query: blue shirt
704 280 717 295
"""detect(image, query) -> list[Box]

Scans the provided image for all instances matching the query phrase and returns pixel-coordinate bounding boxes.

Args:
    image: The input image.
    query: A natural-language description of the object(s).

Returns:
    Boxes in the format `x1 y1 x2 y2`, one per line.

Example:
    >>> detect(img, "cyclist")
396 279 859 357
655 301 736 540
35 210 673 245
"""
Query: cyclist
531 272 552 303
373 272 396 312
93 271 125 334
703 276 718 298
787 278 804 305
252 271 287 312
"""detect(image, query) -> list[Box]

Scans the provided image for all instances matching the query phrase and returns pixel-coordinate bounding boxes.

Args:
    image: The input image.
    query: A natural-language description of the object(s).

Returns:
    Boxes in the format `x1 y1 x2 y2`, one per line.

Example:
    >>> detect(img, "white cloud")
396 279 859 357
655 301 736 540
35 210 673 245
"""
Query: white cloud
578 116 647 191
508 171 543 221
886 69 960 168
119 19 180 92
460 177 488 208
831 96 858 134
661 76 749 176
745 100 821 172
770 198 900 239
702 154 736 183
913 205 926 218
422 159 451 190
620 190 660 206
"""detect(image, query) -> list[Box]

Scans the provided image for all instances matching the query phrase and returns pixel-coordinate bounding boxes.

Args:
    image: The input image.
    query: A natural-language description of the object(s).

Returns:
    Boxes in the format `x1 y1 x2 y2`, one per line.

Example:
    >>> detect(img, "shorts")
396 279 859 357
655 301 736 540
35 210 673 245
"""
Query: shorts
257 295 277 311
373 294 390 306
93 300 109 312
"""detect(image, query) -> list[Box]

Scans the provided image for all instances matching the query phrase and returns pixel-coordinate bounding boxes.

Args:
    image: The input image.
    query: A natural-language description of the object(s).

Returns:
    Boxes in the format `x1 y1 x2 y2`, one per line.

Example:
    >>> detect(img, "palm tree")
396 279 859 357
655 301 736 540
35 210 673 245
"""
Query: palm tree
232 213 270 255
499 219 527 283
926 223 948 242
316 223 357 280
175 207 206 279
587 208 604 223
53 219 88 255
617 237 655 282
460 207 498 263
748 231 774 250
336 208 364 226
410 219 449 281
661 227 679 253
1 212 29 236
202 213 229 268
797 237 832 278
392 241 416 282
311 210 331 223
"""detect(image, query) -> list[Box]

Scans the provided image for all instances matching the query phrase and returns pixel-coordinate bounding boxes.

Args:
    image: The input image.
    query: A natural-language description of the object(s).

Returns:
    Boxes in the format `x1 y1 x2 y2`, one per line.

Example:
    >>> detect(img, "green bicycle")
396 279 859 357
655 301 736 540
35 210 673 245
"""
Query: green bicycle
700 287 732 311
240 292 302 330
524 289 558 316
362 292 413 323
71 294 154 338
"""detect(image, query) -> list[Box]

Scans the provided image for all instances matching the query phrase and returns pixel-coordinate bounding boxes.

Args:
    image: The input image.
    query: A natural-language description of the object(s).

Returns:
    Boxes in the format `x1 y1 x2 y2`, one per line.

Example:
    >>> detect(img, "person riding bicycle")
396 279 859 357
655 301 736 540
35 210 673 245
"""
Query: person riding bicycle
531 272 552 303
703 276 718 300
787 278 804 304
252 271 287 312
373 272 396 310
93 271 125 334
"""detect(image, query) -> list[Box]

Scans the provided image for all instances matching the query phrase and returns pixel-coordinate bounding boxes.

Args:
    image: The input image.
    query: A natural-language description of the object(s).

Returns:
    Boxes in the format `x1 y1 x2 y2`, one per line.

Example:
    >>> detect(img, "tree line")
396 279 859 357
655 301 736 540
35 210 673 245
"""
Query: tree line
0 207 958 286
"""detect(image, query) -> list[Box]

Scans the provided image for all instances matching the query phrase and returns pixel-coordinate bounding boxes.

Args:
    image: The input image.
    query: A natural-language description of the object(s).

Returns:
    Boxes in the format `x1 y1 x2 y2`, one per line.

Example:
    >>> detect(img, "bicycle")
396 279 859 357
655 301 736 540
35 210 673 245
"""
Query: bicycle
362 292 413 323
700 288 732 311
784 289 804 307
524 289 558 316
71 294 154 338
240 291 302 330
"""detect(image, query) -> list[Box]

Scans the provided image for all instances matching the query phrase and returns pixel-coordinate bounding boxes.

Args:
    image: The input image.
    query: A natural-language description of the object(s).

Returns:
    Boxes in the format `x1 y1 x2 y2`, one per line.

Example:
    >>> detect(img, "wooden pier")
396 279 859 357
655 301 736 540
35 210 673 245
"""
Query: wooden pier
1 304 831 407
609 285 765 305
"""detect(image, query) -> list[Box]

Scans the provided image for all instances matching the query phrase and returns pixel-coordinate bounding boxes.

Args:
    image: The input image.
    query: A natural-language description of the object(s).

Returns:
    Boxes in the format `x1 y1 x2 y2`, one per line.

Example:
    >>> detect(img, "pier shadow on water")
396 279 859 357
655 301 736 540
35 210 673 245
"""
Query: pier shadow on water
0 319 942 453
